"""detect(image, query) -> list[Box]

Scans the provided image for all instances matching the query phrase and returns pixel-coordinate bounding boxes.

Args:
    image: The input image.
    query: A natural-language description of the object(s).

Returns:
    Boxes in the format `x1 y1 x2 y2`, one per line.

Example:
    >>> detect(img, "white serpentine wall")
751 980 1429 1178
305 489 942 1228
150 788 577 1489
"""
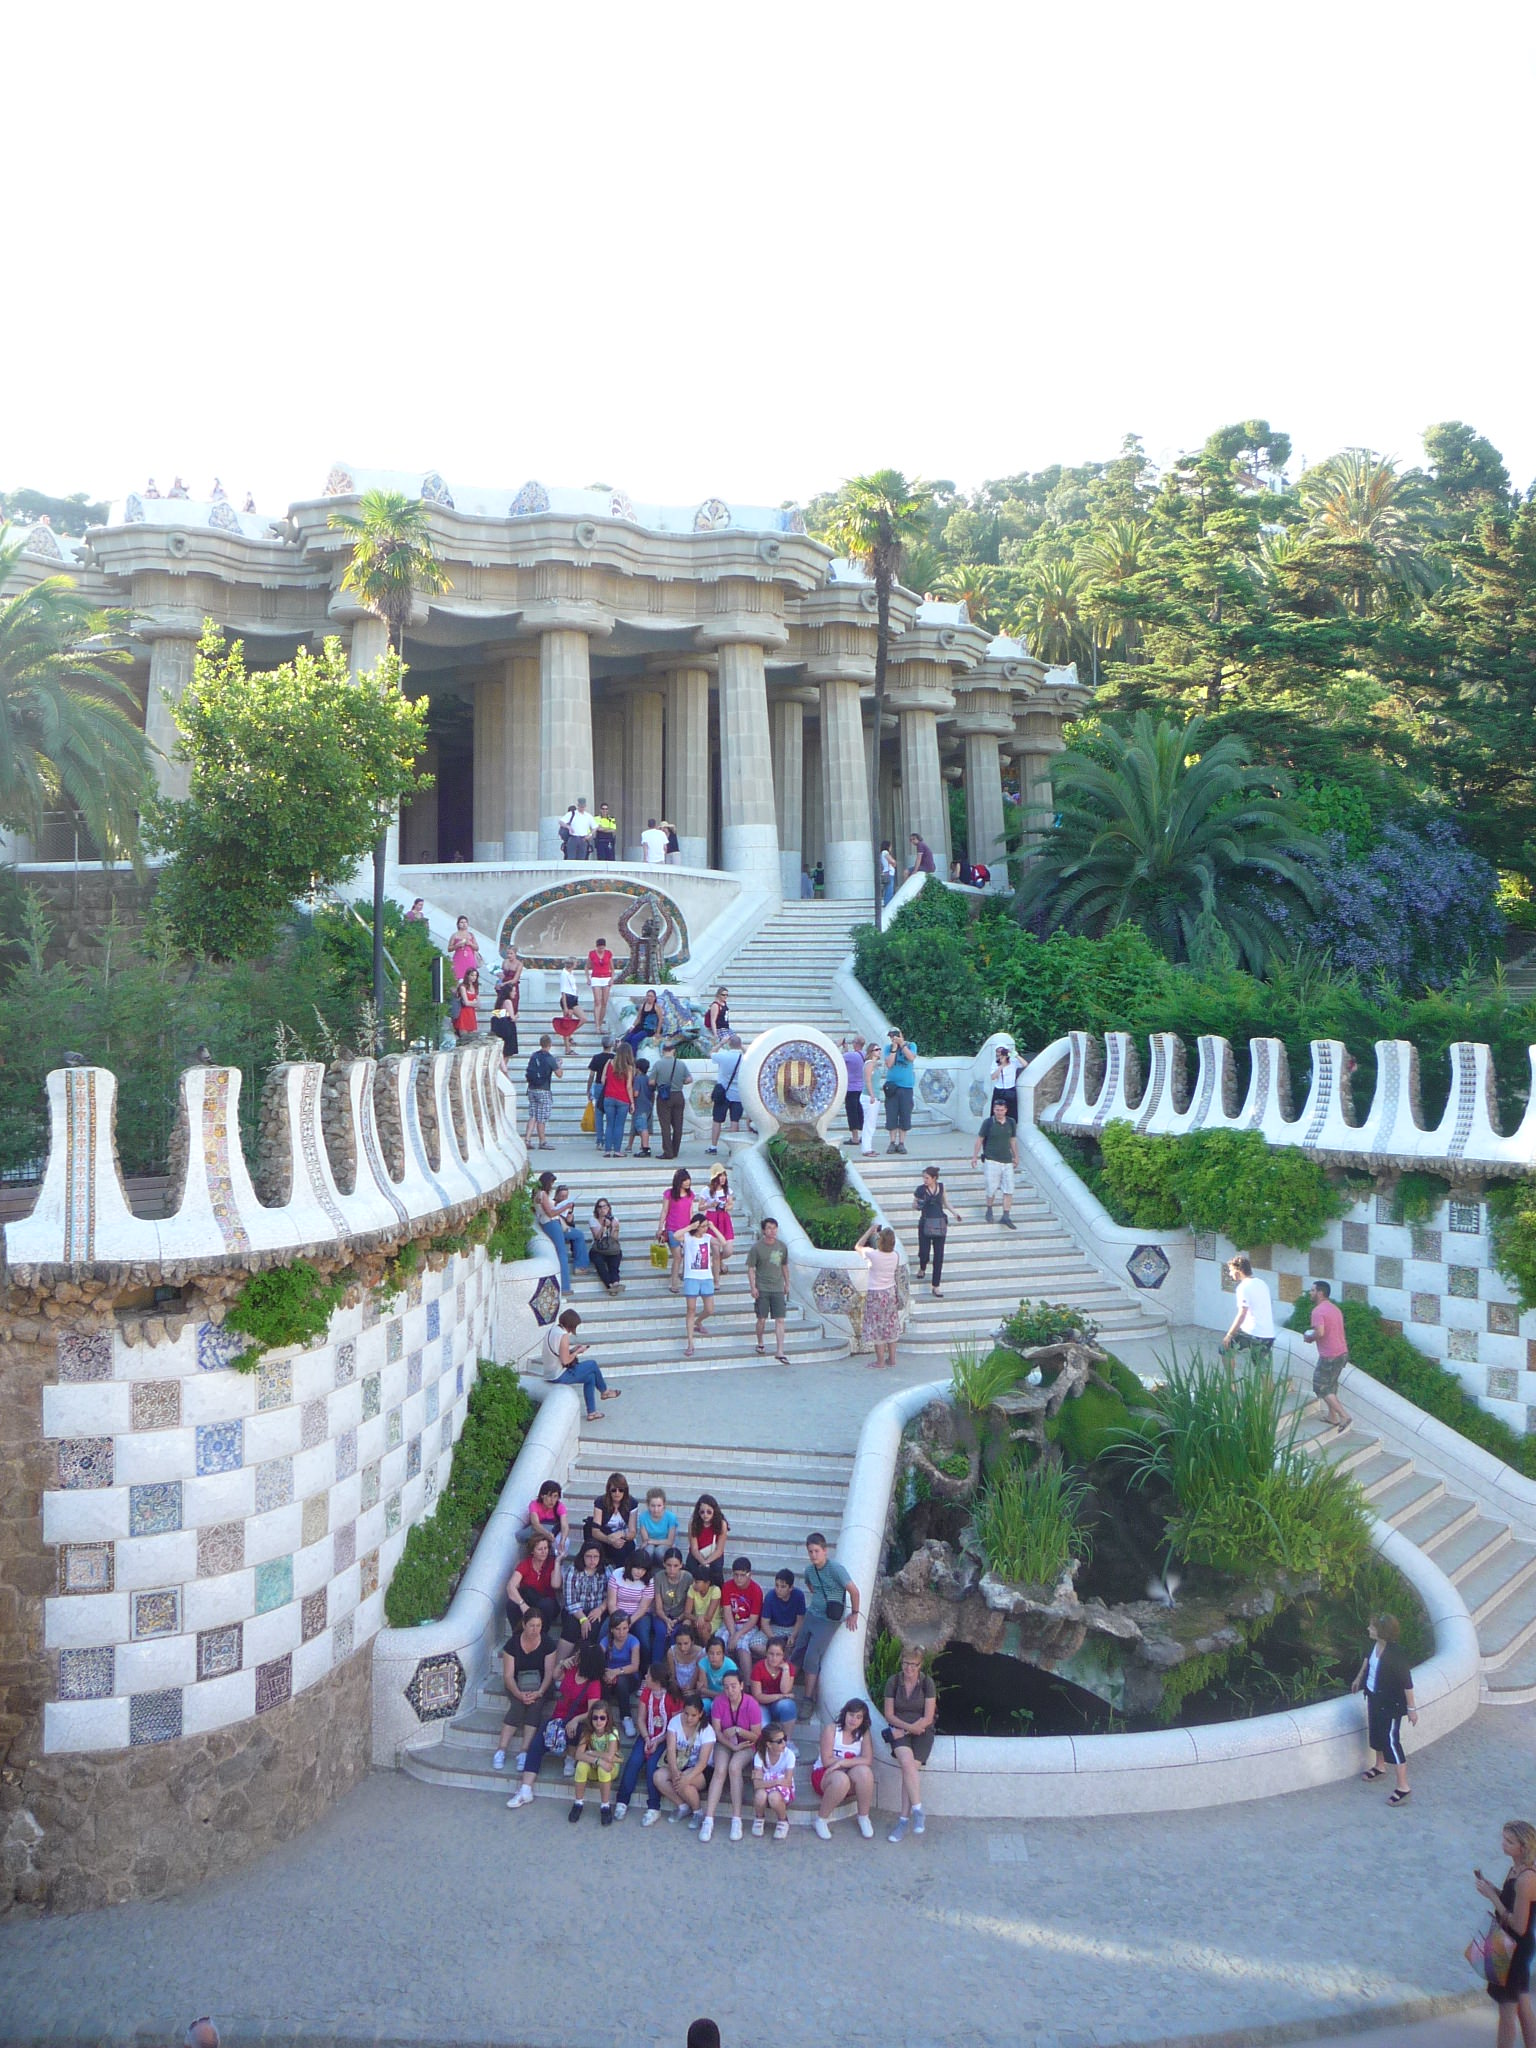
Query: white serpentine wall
819 1377 1482 1817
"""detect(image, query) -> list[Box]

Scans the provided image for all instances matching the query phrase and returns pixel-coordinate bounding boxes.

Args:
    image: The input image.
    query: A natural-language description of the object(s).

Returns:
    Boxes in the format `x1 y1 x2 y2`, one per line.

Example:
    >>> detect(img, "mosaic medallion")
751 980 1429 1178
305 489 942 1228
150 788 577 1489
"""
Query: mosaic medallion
509 480 550 516
694 497 732 532
404 1651 465 1722
918 1067 954 1104
1126 1244 1171 1291
530 1274 561 1327
419 470 454 507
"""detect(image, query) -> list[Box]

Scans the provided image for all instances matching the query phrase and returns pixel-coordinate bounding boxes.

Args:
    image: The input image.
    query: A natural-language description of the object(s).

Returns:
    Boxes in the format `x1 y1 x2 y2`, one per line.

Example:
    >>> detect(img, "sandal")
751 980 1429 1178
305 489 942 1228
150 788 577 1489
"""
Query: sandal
1388 1788 1411 1805
774 1354 790 1365
756 1341 766 1355
1361 1766 1385 1781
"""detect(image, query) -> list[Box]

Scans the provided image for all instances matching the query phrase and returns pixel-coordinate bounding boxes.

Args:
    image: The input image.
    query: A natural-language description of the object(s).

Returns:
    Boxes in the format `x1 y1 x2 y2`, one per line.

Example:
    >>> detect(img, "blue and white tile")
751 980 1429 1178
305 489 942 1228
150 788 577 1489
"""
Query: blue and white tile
182 1468 255 1527
180 1667 256 1738
42 1381 130 1438
182 1570 256 1634
128 1481 183 1537
45 1590 128 1649
115 1430 195 1486
44 1697 130 1755
117 1634 197 1694
195 1419 244 1476
43 1487 129 1544
114 1529 197 1591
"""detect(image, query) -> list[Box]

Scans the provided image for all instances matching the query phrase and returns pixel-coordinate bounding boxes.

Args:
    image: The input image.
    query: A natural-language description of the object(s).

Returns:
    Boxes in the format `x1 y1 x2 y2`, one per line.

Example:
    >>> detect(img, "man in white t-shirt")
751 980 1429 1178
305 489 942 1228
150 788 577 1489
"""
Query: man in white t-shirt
1221 1252 1275 1373
640 817 668 864
563 800 596 859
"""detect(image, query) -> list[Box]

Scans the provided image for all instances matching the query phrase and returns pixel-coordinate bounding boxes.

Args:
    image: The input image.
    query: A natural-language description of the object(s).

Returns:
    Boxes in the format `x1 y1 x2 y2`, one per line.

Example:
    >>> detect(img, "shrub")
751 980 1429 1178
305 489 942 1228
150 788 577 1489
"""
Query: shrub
1486 1178 1536 1315
1389 1171 1452 1226
1000 1299 1100 1350
1281 817 1504 988
1046 1356 1158 1466
224 1260 348 1367
486 1184 535 1264
865 1628 905 1699
383 1364 536 1626
950 1341 1029 1414
766 1131 872 1249
768 1131 852 1202
973 1455 1093 1586
1169 1128 1347 1249
1097 1123 1183 1231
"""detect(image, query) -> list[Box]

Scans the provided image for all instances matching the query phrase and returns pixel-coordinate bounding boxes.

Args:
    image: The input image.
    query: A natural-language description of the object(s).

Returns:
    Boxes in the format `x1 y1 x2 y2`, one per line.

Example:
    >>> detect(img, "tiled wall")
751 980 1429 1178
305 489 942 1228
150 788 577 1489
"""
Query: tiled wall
1193 1194 1536 1432
41 1250 497 1754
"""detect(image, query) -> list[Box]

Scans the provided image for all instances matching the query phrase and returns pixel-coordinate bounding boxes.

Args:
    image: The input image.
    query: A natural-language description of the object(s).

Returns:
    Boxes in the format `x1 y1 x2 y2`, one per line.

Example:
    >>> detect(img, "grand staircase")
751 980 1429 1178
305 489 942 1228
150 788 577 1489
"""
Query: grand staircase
709 900 870 1040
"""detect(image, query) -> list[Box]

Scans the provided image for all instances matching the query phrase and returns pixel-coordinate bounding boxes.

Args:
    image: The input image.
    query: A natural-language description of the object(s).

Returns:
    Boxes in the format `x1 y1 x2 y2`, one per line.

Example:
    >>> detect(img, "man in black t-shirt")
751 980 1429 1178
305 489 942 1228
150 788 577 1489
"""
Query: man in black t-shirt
971 1100 1019 1227
587 1037 613 1151
524 1034 562 1149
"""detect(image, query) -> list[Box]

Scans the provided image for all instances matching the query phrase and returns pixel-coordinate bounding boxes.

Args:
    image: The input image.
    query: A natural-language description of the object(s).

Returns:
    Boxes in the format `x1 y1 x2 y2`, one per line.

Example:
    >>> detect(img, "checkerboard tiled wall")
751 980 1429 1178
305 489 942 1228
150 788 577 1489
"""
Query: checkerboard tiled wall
1199 1196 1535 1432
41 1249 498 1754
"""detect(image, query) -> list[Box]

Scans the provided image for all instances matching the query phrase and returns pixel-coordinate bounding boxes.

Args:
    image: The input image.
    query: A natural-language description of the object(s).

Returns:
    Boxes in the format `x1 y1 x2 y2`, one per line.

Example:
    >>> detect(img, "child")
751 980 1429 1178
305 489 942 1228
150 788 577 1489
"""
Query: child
705 1165 736 1277
506 1641 606 1809
699 1636 738 1703
681 1212 728 1358
633 1488 681 1567
760 1567 807 1661
687 1493 731 1586
522 1479 570 1559
667 1624 704 1701
700 1668 764 1841
619 1661 678 1824
569 1700 622 1825
658 1696 716 1827
719 1556 766 1663
749 1638 799 1727
685 1570 723 1648
752 1722 798 1840
601 1611 642 1730
606 1557 656 1678
651 1547 691 1656
1350 1612 1418 1804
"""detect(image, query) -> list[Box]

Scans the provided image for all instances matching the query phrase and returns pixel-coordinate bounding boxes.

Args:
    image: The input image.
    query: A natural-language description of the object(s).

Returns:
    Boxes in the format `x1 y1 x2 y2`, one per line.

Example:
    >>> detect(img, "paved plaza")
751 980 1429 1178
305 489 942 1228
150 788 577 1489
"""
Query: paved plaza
0 1695 1528 2048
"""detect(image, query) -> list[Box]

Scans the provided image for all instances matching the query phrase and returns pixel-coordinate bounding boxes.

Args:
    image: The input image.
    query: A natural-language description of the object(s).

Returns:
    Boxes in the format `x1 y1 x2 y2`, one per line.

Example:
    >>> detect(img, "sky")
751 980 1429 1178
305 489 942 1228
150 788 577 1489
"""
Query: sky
4 1 1534 514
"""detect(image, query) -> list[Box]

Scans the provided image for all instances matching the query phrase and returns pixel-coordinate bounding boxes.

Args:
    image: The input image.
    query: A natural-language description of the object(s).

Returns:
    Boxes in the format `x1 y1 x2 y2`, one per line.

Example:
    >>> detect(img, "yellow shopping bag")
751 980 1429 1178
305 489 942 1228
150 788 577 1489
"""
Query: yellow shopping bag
581 1101 596 1134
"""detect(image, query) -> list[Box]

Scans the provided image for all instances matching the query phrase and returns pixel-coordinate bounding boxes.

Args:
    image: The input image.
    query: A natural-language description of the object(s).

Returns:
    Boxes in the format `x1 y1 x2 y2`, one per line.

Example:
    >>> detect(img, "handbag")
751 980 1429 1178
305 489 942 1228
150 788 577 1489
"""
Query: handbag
546 1717 568 1757
1467 1919 1515 1987
649 1241 671 1271
580 1101 596 1134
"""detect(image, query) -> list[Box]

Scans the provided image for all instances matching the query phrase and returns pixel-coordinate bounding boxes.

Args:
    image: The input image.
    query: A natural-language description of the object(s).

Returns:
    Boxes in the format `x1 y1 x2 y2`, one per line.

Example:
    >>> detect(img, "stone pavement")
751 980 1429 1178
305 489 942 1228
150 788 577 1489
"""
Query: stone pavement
1 1699 1529 2048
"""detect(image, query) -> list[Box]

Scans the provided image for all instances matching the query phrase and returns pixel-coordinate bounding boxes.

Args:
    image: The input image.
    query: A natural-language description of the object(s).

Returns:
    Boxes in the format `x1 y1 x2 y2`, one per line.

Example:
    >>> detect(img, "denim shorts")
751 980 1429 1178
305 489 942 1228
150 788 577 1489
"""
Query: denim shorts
683 1274 715 1299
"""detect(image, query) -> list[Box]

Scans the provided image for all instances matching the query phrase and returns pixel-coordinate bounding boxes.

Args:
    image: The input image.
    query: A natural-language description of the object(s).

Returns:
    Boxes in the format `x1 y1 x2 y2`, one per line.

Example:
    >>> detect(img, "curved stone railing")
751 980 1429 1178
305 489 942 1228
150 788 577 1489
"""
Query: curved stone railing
1035 1029 1536 1177
820 1379 1483 1817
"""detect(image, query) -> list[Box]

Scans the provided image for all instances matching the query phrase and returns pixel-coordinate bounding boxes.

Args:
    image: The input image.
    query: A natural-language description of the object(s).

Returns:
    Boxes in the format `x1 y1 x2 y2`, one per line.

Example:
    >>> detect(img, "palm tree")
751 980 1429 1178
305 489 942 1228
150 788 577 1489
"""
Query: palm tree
1014 711 1321 970
1300 450 1436 613
327 490 451 1038
1078 518 1146 662
0 529 152 859
933 561 1005 631
1016 555 1092 667
822 470 929 927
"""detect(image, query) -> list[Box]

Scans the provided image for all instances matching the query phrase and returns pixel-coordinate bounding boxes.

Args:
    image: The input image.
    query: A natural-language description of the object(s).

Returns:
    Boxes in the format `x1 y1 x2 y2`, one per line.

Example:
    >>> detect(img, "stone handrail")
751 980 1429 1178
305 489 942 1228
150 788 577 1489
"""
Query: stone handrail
2 1041 523 1283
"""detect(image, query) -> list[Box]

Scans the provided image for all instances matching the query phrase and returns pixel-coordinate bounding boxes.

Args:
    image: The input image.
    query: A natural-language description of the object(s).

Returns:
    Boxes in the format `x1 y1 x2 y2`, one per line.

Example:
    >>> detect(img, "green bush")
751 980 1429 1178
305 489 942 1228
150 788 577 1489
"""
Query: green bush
1069 1124 1347 1250
1097 1124 1183 1231
1046 1356 1159 1465
1000 1299 1100 1349
1285 1295 1536 1478
224 1261 348 1367
768 1131 849 1202
486 1184 535 1264
950 1341 1029 1414
973 1454 1093 1586
1389 1171 1452 1226
383 1364 536 1626
766 1131 872 1249
1486 1178 1536 1315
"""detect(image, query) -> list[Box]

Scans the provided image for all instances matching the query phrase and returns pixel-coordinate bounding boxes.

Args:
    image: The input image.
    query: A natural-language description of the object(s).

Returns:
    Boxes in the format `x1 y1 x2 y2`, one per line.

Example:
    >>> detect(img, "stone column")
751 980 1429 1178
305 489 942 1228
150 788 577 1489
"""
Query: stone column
347 613 396 875
715 642 781 896
664 665 712 868
897 706 947 870
820 677 872 900
401 737 439 864
963 731 1007 883
593 706 623 848
472 673 507 862
505 654 540 860
769 695 804 897
802 719 824 871
538 629 594 858
141 627 201 803
623 688 665 860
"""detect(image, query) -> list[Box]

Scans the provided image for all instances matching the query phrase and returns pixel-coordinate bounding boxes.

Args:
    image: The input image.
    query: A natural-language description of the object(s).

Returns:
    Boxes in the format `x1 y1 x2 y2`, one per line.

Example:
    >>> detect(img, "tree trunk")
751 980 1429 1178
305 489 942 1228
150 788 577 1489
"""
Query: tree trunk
867 575 890 931
372 828 387 1054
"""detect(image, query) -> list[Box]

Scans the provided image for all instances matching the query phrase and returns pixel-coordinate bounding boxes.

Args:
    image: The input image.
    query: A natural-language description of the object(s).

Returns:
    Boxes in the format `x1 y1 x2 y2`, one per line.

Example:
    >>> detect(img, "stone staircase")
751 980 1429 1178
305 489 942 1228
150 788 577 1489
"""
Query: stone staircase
856 1140 1173 1359
1293 1401 1536 1703
709 900 869 1041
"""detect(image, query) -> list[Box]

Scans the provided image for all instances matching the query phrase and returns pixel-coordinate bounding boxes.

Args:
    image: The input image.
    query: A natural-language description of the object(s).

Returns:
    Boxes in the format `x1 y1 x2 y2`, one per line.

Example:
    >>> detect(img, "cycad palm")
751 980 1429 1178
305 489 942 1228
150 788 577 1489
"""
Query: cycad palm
1300 449 1436 612
0 531 152 858
822 470 930 926
1015 712 1321 969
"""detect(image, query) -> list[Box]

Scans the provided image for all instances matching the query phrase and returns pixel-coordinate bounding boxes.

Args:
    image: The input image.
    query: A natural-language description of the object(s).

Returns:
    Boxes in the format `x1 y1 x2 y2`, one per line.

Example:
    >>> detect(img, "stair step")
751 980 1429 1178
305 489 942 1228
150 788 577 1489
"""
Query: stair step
1350 1449 1416 1498
1395 1493 1480 1553
1483 1632 1536 1699
1478 1587 1536 1667
1458 1541 1536 1623
1368 1470 1446 1527
1431 1515 1514 1582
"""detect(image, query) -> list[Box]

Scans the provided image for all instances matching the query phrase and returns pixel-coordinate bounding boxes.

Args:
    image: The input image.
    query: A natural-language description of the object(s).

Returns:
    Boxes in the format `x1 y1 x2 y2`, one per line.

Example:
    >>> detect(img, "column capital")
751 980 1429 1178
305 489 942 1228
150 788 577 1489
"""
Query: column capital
645 652 717 678
134 613 206 644
522 603 614 639
693 618 791 652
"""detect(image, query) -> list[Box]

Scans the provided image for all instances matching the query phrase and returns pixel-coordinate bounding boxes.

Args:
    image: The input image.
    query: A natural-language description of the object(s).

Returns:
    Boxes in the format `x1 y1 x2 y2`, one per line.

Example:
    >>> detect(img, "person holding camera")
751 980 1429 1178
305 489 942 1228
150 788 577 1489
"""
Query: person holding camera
800 1531 858 1707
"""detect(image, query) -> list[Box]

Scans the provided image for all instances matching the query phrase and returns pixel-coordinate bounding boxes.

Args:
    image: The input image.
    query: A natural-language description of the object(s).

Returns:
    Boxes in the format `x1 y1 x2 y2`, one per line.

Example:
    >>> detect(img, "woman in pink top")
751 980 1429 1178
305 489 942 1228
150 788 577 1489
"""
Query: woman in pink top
855 1222 901 1370
449 916 479 983
656 1168 697 1296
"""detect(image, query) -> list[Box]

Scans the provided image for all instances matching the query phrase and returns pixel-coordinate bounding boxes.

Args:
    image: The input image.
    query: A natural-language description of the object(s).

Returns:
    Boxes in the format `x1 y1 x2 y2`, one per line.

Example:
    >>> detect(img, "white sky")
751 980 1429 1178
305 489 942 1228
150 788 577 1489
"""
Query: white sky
4 1 1533 513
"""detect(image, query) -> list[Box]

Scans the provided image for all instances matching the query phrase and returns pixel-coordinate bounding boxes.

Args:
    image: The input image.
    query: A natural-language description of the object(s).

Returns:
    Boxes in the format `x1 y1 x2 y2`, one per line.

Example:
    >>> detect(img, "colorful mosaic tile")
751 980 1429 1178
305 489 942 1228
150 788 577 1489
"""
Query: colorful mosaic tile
1488 1366 1519 1401
1409 1292 1440 1326
406 1273 423 1309
1410 1226 1443 1262
129 1688 183 1745
1375 1256 1404 1291
254 1555 293 1614
361 1371 382 1422
57 1329 113 1382
130 1481 181 1536
360 1461 381 1512
387 1319 403 1363
195 1420 243 1476
131 1588 180 1638
1447 1327 1479 1363
425 1299 441 1342
197 1521 244 1576
197 1322 248 1373
1341 1220 1370 1255
301 1399 328 1451
1449 1201 1482 1234
406 1437 421 1481
385 1491 402 1535
301 1492 328 1547
530 1274 561 1326
1343 1280 1369 1304
335 1427 357 1481
1375 1194 1395 1225
59 1542 114 1594
131 1380 181 1430
57 1438 113 1489
1380 1317 1403 1339
1448 1265 1480 1300
257 1358 293 1411
456 1281 466 1322
301 1588 327 1642
1489 1300 1521 1336
255 1457 293 1513
333 1614 355 1664
334 1521 356 1573
59 1645 114 1700
1530 1339 1536 1372
404 1651 465 1722
362 1292 381 1329
197 1622 243 1681
425 1381 440 1424
386 1406 402 1450
441 1334 453 1375
455 1361 464 1399
406 1349 423 1396
359 1549 380 1600
335 1339 356 1386
1277 1271 1303 1303
1309 1248 1335 1280
255 1652 292 1714
424 1466 440 1509
1219 1265 1236 1294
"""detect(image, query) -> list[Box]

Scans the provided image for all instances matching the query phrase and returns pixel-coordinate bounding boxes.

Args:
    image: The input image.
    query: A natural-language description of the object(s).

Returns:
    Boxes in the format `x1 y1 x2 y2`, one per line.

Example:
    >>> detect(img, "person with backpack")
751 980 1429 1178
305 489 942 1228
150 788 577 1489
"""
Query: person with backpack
708 1035 746 1153
524 1035 561 1149
561 798 595 860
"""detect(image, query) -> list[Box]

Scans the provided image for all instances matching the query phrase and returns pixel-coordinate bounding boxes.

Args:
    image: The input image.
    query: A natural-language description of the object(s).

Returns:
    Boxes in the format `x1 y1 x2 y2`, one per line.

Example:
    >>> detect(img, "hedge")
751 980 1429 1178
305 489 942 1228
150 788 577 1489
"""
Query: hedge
1092 1123 1346 1249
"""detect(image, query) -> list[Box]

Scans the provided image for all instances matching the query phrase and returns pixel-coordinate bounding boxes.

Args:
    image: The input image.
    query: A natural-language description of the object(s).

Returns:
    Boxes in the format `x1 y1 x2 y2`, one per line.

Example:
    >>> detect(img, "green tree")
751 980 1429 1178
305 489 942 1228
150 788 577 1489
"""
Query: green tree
1422 420 1511 512
149 629 431 960
0 489 109 536
934 561 1006 630
1015 712 1322 969
822 470 930 928
1300 449 1437 613
1016 555 1091 666
326 489 451 1034
0 529 152 857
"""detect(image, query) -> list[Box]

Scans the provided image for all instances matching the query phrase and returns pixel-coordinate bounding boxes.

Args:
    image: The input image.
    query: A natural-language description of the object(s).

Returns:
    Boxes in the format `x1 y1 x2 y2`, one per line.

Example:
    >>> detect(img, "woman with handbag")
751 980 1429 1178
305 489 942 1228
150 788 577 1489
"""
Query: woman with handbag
588 1199 624 1294
656 1169 696 1295
601 1043 637 1158
1474 1821 1536 2043
912 1166 962 1299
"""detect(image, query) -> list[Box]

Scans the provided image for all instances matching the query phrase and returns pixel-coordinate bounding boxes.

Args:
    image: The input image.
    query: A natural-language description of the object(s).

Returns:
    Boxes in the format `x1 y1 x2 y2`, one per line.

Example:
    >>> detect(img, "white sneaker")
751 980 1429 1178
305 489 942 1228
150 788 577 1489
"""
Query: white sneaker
751 1817 765 1838
857 1814 874 1839
729 1817 743 1842
774 1819 790 1840
912 1805 925 1834
641 1808 660 1826
492 1749 506 1771
813 1816 831 1840
698 1816 714 1842
514 1751 527 1771
563 1756 576 1777
668 1807 683 1824
622 1717 635 1737
614 1802 628 1821
688 1811 703 1831
506 1785 532 1809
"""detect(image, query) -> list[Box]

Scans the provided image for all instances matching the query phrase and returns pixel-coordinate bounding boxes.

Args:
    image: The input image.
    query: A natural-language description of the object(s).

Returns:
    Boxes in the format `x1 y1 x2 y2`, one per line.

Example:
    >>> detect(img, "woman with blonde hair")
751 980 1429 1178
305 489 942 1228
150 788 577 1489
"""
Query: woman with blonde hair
1475 1820 1536 2044
854 1221 901 1369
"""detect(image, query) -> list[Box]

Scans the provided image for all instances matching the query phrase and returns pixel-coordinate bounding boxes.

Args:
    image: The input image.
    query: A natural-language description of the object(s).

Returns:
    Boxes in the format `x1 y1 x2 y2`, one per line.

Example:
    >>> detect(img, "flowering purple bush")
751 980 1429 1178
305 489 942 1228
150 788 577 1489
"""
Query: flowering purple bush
1279 816 1503 987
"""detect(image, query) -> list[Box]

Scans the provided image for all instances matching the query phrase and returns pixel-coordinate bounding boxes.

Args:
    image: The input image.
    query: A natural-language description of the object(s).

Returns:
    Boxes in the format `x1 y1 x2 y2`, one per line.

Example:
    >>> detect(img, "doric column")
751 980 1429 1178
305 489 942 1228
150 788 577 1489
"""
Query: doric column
538 629 595 858
503 654 540 859
769 694 805 897
141 625 202 803
401 737 439 863
952 678 1015 886
897 705 947 867
593 703 623 845
802 717 824 870
472 672 507 862
820 678 872 900
715 641 781 896
623 688 665 860
664 664 712 868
